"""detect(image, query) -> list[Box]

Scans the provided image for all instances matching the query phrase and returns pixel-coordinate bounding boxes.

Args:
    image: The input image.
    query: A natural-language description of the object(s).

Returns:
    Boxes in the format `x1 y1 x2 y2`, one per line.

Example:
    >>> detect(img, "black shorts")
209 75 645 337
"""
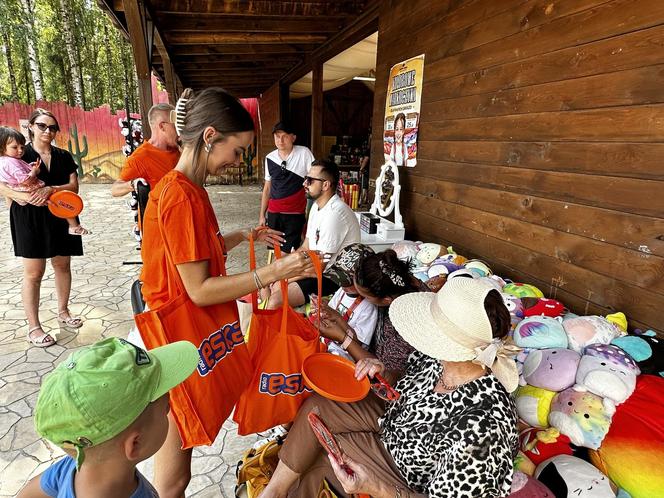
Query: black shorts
295 276 339 303
266 211 306 253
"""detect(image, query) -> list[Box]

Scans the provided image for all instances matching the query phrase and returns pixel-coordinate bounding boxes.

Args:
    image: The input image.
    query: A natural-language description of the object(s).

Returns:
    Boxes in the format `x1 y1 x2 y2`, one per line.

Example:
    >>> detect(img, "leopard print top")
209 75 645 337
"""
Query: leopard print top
380 352 518 497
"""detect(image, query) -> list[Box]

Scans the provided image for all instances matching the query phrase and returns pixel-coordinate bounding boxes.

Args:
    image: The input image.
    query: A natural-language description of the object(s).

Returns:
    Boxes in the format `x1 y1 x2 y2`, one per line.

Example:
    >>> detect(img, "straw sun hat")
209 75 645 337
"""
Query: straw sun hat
389 277 520 392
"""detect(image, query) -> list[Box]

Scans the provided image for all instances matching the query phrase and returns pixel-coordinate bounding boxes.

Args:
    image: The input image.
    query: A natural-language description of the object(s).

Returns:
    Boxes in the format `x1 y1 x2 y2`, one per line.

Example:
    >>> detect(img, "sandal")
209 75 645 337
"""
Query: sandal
57 309 84 329
68 225 91 236
27 326 56 348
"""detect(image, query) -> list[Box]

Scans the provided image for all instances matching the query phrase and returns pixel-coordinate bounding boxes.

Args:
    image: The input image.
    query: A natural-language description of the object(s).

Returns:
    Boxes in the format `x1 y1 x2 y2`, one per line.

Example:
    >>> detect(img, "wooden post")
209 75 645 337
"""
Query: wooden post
311 61 323 158
122 0 153 138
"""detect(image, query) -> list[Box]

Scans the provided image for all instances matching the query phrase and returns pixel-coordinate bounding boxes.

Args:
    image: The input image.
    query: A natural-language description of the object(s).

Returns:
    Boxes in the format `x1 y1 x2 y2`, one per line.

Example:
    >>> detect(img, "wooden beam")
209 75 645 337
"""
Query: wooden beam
173 61 297 70
166 32 328 45
157 14 345 33
170 43 319 55
122 0 153 137
171 54 302 63
311 61 323 158
282 1 379 85
153 0 368 17
154 32 177 102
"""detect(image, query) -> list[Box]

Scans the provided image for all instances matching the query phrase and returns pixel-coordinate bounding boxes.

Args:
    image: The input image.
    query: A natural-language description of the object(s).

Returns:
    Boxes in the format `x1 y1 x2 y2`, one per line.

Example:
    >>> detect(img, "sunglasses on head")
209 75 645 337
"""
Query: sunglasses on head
304 175 326 185
35 122 58 133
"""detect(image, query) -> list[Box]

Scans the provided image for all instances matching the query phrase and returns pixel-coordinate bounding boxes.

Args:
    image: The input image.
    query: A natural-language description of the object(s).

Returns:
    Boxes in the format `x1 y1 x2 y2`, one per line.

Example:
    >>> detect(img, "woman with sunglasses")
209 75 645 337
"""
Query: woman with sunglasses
0 109 84 347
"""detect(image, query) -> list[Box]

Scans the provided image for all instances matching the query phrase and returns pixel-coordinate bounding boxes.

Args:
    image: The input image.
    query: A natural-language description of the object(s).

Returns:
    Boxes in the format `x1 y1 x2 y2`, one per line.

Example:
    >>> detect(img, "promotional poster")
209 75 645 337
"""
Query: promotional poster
383 54 425 168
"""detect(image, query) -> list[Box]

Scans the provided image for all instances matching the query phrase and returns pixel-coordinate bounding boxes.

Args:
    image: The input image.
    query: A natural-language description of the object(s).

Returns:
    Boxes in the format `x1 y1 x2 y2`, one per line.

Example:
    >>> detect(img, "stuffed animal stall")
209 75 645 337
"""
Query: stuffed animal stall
562 315 622 354
522 348 581 392
612 331 664 377
574 344 640 406
508 471 554 497
548 388 614 450
519 427 574 466
516 385 557 428
514 316 569 350
589 375 664 498
504 283 545 298
535 455 615 498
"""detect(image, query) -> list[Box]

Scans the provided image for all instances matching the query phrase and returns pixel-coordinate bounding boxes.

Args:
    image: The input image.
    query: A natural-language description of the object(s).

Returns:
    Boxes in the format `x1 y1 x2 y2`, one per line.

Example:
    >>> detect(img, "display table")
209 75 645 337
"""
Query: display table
355 212 405 252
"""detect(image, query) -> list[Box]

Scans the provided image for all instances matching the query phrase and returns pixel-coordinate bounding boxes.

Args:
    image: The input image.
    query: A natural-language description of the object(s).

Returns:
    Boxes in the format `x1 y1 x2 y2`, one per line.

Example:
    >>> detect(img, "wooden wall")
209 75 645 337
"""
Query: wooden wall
371 0 664 334
258 83 281 180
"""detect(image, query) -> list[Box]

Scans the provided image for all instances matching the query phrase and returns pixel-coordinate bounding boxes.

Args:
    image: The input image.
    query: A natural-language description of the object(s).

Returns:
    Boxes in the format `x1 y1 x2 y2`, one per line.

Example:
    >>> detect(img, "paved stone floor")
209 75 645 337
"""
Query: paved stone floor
0 184 264 497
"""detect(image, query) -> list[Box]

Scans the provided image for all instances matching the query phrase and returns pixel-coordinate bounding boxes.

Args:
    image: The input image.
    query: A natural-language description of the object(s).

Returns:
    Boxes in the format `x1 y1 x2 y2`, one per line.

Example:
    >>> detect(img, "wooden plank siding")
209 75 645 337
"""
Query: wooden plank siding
257 83 281 181
371 0 664 334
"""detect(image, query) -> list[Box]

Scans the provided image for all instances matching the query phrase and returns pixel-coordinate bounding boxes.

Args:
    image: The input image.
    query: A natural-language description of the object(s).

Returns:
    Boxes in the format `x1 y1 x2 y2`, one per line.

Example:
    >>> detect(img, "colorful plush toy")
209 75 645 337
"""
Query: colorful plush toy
574 344 640 406
519 427 574 466
562 315 623 353
515 450 537 476
589 375 664 498
509 471 554 497
514 316 569 350
391 240 420 262
503 293 525 330
535 455 615 498
612 331 664 377
416 243 442 264
548 388 614 450
504 282 545 298
523 298 565 318
522 348 581 392
605 312 627 332
464 259 492 277
516 385 557 428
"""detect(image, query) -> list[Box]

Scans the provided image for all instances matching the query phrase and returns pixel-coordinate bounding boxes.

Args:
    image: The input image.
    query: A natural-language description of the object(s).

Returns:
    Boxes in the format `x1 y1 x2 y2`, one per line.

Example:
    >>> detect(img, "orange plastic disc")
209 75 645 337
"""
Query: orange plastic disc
302 353 370 402
48 191 83 218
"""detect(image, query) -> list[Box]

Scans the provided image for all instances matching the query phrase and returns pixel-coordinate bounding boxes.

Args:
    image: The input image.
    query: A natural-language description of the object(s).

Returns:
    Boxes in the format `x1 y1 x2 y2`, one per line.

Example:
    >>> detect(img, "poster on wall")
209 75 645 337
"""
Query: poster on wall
383 54 425 168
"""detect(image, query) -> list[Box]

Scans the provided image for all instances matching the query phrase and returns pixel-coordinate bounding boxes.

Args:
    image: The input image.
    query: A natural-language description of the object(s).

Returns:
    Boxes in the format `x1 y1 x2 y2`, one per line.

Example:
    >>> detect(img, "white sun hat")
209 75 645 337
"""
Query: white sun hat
389 277 521 392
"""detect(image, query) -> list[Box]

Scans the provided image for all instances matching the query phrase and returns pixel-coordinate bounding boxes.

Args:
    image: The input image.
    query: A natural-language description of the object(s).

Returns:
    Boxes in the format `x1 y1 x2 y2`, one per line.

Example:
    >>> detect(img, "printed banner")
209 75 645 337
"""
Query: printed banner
383 54 425 168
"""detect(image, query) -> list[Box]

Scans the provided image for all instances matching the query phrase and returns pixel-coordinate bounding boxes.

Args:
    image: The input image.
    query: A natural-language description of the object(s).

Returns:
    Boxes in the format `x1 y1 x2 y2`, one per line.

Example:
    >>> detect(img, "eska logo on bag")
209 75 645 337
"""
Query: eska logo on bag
197 321 244 376
259 372 312 396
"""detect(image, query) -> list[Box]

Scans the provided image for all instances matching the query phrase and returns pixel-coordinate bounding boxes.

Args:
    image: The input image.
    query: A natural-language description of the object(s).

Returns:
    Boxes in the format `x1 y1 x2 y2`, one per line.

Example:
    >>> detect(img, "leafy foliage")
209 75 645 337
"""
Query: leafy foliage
0 0 140 112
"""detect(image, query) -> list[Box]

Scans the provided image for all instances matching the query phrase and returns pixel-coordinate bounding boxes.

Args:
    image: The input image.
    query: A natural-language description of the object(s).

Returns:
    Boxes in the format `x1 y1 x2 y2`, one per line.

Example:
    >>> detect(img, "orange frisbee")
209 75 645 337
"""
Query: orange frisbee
48 191 83 218
302 353 370 402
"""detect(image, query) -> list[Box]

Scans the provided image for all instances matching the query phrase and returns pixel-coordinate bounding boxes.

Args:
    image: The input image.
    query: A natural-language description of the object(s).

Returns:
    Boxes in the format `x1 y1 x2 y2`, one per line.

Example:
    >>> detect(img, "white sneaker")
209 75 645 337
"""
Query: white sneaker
252 425 288 449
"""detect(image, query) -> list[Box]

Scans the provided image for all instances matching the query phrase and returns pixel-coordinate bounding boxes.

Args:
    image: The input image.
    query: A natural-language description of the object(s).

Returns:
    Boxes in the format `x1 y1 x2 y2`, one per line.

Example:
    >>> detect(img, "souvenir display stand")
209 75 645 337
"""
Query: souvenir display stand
356 160 405 251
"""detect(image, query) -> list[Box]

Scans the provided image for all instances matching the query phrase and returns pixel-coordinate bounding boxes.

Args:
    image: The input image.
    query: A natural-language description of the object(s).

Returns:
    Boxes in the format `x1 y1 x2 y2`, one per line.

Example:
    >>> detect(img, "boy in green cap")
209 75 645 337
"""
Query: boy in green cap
18 337 199 498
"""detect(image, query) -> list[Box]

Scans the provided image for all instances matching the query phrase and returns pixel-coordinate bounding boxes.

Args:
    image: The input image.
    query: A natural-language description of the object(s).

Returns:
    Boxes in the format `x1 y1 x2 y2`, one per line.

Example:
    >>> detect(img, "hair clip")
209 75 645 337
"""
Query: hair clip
379 260 405 286
172 89 193 136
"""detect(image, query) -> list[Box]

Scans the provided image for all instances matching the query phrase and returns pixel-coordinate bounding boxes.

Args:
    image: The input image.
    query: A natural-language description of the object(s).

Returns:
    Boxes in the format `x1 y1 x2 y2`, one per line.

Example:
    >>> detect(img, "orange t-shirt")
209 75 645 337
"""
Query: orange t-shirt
119 142 180 189
140 170 226 309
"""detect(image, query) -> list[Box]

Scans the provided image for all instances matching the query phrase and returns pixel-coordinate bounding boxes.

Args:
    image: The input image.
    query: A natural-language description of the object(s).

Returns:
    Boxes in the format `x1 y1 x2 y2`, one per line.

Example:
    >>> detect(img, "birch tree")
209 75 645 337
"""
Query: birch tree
1 27 19 101
57 0 84 107
17 0 44 101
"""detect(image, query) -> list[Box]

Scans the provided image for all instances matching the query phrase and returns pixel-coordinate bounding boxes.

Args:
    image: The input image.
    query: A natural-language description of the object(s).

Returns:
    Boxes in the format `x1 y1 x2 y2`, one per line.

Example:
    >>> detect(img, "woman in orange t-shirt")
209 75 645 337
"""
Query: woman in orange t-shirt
140 87 314 498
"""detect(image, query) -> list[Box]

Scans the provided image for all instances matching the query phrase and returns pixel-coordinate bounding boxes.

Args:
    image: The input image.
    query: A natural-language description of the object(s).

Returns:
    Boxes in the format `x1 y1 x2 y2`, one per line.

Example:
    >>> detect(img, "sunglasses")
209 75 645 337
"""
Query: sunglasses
370 374 400 402
304 176 326 185
35 122 59 133
280 160 287 169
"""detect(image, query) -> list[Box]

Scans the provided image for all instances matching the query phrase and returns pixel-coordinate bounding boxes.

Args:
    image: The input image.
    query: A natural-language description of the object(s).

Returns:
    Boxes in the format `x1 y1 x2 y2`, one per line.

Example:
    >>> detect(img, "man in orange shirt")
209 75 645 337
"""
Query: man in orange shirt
111 103 180 197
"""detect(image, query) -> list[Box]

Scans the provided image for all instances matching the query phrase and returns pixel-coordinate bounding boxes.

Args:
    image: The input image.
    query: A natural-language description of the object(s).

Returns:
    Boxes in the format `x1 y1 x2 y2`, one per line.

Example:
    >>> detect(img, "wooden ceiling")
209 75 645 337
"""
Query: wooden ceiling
99 0 377 98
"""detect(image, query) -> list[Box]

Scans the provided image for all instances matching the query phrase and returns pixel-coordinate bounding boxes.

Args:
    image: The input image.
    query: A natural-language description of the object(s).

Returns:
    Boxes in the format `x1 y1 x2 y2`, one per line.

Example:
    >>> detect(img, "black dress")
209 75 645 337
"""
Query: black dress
10 144 84 258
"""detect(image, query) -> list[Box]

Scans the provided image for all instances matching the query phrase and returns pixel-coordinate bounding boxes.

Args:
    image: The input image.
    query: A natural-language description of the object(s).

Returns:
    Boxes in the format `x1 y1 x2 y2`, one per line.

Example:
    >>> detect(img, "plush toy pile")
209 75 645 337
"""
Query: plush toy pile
392 241 664 498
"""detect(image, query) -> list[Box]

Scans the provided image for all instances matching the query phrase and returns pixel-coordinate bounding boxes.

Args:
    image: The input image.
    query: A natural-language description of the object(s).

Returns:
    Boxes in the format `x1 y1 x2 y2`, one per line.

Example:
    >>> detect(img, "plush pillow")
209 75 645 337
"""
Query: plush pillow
516 385 557 428
575 344 640 406
548 388 614 450
535 455 615 498
589 375 664 498
502 293 525 330
612 331 664 377
463 259 492 277
504 282 545 298
523 348 581 392
514 316 569 350
391 240 420 262
524 298 565 318
562 316 623 354
519 427 574 466
509 470 554 497
416 243 442 265
424 274 447 292
605 312 627 332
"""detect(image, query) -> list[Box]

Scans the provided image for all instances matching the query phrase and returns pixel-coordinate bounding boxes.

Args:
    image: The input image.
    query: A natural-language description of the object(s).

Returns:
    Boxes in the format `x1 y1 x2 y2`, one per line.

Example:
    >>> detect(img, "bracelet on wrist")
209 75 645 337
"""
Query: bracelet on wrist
253 270 265 290
339 328 355 351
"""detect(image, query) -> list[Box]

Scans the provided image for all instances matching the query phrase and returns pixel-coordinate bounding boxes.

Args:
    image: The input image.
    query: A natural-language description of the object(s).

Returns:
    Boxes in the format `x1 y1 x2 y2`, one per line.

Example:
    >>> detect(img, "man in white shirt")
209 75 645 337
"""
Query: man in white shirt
266 160 360 309
259 122 315 252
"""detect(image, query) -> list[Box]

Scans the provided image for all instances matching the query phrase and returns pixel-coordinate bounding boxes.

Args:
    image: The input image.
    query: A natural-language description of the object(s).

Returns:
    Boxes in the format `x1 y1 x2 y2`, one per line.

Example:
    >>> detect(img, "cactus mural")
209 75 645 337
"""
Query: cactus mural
67 123 88 177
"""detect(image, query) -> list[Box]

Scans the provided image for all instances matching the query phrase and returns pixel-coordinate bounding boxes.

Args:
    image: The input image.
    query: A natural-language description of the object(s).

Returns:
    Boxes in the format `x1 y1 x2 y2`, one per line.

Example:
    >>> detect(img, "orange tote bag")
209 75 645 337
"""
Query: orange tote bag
135 185 253 448
233 238 322 435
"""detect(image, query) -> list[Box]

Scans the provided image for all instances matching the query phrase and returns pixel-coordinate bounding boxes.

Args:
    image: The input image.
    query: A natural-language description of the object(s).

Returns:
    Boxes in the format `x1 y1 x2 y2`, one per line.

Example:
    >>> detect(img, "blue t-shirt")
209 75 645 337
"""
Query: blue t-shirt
40 456 158 497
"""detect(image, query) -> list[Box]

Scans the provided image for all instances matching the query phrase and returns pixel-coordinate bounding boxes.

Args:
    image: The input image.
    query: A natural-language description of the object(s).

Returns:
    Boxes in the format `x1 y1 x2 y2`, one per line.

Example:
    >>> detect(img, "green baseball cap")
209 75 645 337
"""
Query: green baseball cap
34 337 199 468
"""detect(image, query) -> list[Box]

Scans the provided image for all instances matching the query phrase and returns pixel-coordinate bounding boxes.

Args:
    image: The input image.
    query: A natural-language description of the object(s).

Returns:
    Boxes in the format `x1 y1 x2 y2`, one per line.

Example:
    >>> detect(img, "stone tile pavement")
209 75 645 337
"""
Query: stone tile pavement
0 184 265 497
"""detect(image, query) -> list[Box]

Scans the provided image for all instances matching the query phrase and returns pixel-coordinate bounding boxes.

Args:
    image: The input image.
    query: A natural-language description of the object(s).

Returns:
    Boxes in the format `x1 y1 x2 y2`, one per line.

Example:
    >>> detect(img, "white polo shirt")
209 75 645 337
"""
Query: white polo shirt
306 194 361 263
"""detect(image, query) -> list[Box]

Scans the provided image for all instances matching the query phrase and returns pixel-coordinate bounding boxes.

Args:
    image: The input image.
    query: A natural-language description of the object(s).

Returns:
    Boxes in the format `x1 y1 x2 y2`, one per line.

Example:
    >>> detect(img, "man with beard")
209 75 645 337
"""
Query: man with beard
266 160 360 309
